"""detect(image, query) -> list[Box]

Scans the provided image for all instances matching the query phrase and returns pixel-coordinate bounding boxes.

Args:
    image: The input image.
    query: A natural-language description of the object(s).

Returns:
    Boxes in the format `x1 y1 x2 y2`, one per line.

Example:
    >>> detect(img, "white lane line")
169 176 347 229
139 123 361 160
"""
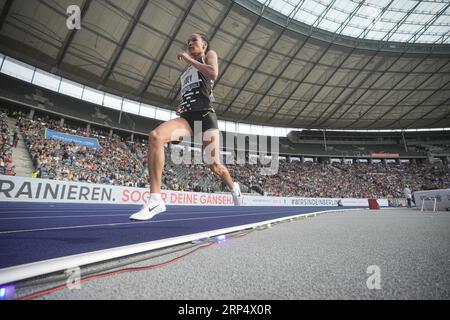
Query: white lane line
0 214 132 220
0 208 283 220
0 211 286 235
0 210 239 220
0 207 242 214
0 209 135 214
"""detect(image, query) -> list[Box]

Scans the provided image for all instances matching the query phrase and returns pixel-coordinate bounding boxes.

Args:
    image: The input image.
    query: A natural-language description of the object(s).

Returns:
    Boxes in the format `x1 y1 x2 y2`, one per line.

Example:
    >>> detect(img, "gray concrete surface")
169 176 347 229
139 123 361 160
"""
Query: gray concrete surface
7 117 34 177
28 209 450 300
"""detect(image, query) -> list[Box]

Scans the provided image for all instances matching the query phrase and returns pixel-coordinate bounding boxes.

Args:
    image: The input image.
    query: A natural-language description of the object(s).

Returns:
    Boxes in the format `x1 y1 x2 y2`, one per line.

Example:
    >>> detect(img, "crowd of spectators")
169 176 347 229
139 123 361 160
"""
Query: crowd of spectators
2 112 449 199
225 160 450 198
128 141 449 198
0 110 16 176
18 116 146 186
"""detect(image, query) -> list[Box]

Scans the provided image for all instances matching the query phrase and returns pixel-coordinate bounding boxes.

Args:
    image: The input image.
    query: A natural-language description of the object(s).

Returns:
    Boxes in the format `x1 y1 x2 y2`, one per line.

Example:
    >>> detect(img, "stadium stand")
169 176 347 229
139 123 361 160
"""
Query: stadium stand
0 73 438 161
3 109 448 199
0 109 18 176
0 59 448 200
0 74 163 134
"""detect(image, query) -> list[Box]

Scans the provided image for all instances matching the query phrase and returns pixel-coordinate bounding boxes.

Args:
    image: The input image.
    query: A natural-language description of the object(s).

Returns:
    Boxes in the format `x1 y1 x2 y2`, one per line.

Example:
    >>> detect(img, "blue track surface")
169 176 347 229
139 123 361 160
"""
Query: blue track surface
0 202 358 269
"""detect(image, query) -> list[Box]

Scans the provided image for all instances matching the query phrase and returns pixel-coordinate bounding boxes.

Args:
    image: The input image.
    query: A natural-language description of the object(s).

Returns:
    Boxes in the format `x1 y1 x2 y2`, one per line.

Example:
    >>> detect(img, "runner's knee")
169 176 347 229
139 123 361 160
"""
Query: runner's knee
148 130 164 147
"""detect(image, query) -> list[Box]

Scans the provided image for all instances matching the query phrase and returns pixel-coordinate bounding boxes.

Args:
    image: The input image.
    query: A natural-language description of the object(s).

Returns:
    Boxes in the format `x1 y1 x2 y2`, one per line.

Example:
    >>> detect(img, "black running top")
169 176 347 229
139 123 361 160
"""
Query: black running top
179 57 214 114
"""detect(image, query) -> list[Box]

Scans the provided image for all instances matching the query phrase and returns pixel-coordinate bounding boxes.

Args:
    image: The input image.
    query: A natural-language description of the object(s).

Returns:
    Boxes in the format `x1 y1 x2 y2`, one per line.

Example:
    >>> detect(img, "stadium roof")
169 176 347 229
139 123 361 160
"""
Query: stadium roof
262 0 450 44
0 0 449 130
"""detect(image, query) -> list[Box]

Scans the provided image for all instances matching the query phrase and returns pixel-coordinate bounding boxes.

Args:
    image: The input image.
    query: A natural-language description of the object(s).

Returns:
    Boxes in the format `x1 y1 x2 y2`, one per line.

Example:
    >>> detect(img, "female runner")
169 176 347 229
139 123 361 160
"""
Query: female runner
130 33 242 220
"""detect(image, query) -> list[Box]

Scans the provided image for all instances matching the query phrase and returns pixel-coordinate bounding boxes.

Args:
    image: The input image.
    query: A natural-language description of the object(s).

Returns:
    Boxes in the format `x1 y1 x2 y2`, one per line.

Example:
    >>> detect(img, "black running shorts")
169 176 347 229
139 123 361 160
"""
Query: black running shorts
180 109 219 133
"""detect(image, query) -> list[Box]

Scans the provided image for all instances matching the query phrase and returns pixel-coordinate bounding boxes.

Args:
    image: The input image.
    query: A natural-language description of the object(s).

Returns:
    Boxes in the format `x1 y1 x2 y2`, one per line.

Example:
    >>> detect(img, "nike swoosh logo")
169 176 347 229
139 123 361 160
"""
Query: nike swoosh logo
147 204 159 212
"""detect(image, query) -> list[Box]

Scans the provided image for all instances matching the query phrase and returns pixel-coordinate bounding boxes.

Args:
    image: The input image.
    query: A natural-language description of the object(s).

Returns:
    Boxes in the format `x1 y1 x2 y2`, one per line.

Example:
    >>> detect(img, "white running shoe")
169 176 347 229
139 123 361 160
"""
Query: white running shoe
129 199 166 221
231 182 243 206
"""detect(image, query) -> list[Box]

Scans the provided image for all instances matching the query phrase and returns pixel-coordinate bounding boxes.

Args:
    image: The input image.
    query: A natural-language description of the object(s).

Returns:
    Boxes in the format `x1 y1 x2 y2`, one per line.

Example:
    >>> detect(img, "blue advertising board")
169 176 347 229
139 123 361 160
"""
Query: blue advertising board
45 129 100 149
